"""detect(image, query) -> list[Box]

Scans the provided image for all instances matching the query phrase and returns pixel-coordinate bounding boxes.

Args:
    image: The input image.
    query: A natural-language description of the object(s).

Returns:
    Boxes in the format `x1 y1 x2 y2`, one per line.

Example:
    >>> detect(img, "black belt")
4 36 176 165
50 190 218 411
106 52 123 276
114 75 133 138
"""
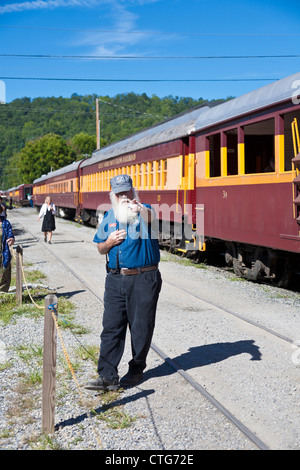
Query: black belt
108 265 158 276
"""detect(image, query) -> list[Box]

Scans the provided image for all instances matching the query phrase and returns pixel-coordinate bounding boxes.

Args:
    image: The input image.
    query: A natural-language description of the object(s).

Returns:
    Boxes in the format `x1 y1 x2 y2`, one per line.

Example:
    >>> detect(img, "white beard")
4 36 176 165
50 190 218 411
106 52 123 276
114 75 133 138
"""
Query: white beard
110 190 139 225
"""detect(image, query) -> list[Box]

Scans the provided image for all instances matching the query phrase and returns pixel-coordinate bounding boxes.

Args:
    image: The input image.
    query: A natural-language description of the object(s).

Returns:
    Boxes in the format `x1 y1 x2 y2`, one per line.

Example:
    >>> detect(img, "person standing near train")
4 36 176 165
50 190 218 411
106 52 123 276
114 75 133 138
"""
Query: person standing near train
0 204 15 292
38 196 56 244
86 174 162 391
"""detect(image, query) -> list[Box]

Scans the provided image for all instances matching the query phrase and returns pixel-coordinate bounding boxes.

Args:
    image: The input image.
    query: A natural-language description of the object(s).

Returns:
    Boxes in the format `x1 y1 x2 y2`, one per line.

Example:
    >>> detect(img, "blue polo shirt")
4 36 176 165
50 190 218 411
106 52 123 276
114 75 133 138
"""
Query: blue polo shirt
93 204 160 269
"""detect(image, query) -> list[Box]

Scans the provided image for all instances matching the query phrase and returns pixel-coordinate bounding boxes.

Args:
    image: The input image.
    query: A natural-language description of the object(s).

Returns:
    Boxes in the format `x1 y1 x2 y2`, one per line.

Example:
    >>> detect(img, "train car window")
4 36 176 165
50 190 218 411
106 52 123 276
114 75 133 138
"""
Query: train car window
135 164 139 188
209 134 221 177
144 162 148 189
150 162 154 188
157 161 162 189
162 160 167 188
244 118 275 174
284 110 300 171
225 129 238 175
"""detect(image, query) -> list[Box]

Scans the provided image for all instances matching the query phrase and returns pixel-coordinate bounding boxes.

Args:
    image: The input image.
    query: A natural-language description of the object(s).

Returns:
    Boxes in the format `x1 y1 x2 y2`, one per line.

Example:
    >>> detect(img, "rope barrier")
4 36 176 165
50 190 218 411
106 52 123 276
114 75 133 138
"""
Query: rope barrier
20 252 44 310
48 302 103 449
11 245 103 449
9 245 43 308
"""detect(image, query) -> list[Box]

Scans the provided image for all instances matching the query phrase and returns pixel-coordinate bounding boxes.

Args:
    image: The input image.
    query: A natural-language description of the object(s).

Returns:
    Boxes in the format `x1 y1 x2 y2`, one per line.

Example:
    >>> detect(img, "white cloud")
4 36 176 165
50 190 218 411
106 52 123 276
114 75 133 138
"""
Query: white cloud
76 1 163 56
0 0 100 14
0 0 160 15
0 0 165 56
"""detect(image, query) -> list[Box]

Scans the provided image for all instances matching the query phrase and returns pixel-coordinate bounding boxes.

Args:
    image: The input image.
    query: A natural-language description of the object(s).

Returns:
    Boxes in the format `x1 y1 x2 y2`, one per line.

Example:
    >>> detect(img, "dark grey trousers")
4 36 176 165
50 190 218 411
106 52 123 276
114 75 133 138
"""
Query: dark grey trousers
97 269 162 380
0 264 11 292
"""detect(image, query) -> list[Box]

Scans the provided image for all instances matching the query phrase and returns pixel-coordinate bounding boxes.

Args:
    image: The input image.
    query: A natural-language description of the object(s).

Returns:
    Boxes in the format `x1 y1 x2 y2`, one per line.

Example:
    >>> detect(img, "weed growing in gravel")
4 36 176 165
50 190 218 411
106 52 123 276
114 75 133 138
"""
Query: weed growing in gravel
15 343 43 366
76 344 99 365
0 260 137 450
0 263 49 325
92 390 137 430
56 300 89 336
0 360 12 372
160 251 208 269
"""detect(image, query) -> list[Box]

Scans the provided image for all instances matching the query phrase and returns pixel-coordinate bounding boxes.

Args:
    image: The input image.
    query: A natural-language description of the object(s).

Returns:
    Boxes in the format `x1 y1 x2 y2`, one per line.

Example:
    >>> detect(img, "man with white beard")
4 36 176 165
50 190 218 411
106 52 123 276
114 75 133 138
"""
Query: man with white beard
86 174 162 391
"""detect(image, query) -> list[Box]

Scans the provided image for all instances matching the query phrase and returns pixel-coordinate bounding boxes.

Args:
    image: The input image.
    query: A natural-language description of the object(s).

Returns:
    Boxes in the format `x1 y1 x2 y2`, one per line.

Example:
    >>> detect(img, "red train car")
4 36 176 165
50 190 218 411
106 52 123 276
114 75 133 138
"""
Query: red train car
32 72 300 286
6 184 33 207
33 160 85 219
193 73 300 286
79 106 203 234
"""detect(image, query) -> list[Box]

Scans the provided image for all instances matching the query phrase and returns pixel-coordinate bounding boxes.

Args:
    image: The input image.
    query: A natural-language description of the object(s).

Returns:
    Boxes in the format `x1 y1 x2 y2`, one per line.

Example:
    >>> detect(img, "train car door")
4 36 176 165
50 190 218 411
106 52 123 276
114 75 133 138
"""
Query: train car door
177 136 197 252
177 136 196 224
292 118 300 225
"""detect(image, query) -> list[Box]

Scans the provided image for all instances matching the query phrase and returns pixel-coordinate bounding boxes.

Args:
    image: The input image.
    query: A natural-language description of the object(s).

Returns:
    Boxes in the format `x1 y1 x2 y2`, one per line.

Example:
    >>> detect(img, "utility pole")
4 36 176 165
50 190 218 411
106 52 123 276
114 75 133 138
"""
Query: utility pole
96 98 100 149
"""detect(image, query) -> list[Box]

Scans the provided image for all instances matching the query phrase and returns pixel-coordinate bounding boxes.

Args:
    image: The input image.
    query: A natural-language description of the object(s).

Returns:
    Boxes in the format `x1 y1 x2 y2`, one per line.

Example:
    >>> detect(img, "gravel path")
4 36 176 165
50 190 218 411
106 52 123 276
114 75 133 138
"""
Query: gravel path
0 207 299 451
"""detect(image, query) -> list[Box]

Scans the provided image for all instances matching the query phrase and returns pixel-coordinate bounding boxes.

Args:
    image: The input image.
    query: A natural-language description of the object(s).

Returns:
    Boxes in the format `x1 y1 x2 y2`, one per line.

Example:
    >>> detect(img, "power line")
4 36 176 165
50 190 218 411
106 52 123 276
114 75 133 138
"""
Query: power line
0 106 166 118
0 24 299 36
97 97 166 119
1 53 299 60
0 76 278 82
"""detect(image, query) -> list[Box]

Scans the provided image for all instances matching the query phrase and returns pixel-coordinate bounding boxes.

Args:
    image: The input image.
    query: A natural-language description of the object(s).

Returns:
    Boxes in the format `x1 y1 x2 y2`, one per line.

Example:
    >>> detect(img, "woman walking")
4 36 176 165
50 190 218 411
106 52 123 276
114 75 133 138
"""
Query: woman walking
38 196 56 244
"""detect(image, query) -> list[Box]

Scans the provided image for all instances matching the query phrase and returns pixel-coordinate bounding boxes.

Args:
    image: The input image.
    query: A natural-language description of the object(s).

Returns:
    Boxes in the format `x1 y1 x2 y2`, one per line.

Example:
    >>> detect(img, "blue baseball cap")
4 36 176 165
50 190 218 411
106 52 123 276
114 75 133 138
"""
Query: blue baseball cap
110 174 133 194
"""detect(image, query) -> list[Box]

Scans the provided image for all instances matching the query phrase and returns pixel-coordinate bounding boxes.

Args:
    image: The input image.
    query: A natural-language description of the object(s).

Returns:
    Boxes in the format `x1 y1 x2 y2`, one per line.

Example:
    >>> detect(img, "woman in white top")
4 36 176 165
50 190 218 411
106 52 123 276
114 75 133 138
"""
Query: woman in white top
38 196 56 244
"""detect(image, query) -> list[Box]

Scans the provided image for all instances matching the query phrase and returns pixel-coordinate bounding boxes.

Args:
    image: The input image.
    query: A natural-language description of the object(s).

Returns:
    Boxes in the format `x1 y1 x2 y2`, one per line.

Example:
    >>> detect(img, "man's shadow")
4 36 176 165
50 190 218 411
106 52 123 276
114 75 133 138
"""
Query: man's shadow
145 340 262 380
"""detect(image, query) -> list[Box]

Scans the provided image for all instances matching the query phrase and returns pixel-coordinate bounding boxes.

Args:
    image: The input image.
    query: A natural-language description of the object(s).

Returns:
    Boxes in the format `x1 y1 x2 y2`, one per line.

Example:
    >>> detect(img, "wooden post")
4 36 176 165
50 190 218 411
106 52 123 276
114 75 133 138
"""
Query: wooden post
42 294 58 435
15 245 23 305
96 98 100 149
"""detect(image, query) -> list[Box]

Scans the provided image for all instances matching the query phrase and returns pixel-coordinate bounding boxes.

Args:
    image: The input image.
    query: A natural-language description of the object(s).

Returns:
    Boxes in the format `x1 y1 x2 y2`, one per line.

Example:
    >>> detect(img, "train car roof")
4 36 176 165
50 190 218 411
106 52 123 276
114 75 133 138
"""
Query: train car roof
33 160 84 184
31 72 300 181
83 105 210 167
85 72 300 166
194 71 300 132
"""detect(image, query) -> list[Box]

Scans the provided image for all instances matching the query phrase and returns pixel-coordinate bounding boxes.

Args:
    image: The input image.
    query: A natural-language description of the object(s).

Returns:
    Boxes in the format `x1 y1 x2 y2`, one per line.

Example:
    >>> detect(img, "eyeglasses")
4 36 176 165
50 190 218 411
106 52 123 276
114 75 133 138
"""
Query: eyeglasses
116 192 131 199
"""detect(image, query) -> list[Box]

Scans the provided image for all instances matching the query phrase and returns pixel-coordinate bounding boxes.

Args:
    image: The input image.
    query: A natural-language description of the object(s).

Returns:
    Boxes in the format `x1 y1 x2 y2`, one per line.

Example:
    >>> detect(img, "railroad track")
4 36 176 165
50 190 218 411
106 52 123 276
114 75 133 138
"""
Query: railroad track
11 210 300 450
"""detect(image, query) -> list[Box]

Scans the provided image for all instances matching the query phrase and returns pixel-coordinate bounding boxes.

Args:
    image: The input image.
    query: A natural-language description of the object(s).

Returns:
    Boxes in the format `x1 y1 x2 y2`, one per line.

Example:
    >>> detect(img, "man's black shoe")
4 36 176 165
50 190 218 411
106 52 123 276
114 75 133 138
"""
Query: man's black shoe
120 371 143 388
85 376 119 391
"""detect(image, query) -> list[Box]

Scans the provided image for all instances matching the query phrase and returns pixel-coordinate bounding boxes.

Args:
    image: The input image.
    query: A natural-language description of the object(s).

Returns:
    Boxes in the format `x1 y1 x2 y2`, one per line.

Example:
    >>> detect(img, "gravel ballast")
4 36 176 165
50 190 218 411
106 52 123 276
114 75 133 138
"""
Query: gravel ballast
0 208 299 451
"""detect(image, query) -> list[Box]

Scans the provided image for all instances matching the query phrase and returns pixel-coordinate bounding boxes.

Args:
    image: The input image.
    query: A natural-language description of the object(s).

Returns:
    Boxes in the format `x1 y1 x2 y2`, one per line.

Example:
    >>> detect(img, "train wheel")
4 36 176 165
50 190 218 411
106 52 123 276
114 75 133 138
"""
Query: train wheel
224 242 236 267
225 242 244 277
275 258 292 288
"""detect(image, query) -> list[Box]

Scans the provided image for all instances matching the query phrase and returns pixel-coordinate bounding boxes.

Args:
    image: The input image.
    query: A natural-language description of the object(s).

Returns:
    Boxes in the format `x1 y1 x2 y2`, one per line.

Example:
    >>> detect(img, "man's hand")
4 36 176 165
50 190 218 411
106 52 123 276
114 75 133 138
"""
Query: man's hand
7 238 15 247
130 199 154 222
108 229 127 245
97 229 126 255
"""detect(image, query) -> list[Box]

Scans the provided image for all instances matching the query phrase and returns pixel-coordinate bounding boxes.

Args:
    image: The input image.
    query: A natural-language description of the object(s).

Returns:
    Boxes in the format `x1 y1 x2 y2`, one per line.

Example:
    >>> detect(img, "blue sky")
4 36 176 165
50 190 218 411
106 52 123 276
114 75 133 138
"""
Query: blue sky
0 0 300 104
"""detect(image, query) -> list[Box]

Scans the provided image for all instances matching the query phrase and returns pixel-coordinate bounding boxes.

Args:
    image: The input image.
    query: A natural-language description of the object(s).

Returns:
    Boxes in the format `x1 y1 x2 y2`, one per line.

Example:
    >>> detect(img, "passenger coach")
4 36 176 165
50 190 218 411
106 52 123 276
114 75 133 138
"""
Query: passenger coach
32 72 300 286
6 184 33 207
33 160 85 220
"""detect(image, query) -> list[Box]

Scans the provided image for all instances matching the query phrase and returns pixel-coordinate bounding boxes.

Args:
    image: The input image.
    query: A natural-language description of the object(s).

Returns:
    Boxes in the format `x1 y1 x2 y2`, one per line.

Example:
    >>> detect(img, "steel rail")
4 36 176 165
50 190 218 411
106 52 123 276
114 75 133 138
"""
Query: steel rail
164 280 295 345
10 212 272 450
25 229 270 451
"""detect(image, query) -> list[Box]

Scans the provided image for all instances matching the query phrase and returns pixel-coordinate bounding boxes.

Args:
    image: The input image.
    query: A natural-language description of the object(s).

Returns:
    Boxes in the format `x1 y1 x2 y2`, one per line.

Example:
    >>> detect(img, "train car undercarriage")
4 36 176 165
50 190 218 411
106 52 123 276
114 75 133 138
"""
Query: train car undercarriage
224 241 299 288
54 204 299 289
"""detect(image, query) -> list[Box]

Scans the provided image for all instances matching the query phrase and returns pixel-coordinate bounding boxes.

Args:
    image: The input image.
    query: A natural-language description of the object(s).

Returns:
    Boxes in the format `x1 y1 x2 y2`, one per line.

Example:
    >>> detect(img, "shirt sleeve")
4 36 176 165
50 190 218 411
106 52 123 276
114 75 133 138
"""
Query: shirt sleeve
6 220 14 240
39 204 45 218
93 211 111 243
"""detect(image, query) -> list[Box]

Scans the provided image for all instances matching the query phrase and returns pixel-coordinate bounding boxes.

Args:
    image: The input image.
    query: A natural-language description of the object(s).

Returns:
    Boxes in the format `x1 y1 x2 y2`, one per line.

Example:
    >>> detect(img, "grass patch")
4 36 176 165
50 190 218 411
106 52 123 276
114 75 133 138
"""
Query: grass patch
0 258 137 449
0 291 45 325
93 390 137 429
56 297 88 336
0 263 48 325
160 251 207 269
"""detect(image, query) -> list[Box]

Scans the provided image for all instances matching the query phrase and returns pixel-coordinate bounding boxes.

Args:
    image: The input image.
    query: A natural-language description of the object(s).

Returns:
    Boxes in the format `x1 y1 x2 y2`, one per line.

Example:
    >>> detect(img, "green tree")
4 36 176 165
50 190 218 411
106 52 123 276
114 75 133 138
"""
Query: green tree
68 132 98 159
18 133 76 183
0 92 229 189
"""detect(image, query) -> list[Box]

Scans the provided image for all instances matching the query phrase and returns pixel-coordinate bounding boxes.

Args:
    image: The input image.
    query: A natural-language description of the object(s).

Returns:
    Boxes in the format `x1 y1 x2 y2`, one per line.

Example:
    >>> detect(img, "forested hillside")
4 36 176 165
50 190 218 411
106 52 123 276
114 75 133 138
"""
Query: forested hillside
0 92 226 189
